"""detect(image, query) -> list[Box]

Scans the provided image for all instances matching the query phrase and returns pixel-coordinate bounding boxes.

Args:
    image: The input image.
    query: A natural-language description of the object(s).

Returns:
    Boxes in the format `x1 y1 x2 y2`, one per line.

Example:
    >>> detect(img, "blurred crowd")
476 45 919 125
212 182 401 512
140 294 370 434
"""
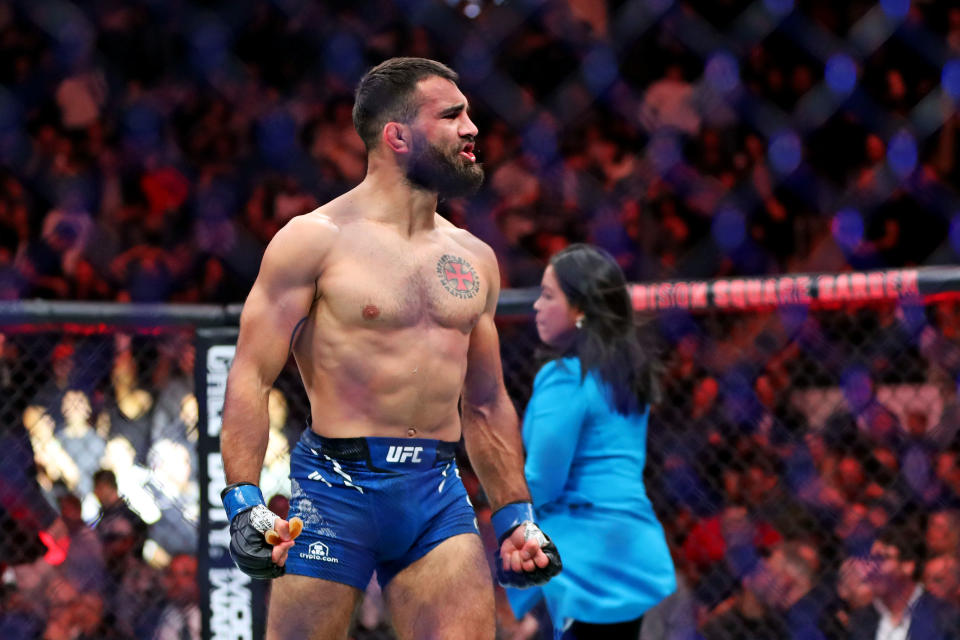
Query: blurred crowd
635 297 960 639
1 0 959 303
2 0 960 638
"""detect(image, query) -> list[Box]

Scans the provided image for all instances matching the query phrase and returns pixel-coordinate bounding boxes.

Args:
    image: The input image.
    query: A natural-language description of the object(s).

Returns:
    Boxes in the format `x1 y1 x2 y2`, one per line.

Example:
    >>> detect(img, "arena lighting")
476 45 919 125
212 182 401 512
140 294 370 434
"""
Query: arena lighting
887 130 918 178
711 207 747 253
825 53 858 94
648 134 681 173
950 214 960 256
879 0 911 19
942 59 960 100
768 130 803 175
832 208 865 254
763 0 794 16
583 45 619 95
704 51 740 94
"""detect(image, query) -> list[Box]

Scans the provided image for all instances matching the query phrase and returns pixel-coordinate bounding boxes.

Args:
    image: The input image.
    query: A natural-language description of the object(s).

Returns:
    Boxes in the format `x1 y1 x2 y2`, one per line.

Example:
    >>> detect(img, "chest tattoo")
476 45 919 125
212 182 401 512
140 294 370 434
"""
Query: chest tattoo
436 254 480 299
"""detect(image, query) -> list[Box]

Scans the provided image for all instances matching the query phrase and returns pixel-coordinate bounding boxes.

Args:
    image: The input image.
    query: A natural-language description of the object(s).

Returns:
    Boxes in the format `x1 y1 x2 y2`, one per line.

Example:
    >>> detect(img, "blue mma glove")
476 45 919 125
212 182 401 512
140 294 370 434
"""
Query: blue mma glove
492 501 562 588
221 482 287 580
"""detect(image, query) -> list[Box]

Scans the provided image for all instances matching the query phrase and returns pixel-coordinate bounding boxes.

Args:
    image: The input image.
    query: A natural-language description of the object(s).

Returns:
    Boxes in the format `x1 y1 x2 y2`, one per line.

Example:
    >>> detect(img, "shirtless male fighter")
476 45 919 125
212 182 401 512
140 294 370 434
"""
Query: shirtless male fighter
219 57 562 639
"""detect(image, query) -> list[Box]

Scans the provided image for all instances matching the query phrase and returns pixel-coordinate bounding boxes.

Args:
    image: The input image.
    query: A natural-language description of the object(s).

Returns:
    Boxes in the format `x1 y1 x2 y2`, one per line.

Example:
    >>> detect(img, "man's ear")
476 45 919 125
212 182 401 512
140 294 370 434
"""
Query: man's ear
902 559 915 581
383 122 409 154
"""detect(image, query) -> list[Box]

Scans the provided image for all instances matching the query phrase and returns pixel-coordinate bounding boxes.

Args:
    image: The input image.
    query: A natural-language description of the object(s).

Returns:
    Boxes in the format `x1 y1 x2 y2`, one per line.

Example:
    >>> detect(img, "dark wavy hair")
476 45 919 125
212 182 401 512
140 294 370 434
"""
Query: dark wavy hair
544 243 660 414
352 57 458 150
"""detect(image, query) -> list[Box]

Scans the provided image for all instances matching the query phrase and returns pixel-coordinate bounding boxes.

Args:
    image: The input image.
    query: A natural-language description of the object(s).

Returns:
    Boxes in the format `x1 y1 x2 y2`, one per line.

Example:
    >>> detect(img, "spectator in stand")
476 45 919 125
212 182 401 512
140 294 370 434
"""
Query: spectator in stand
144 439 198 557
105 339 155 461
765 540 833 640
98 435 160 529
924 554 960 609
24 404 81 495
259 388 292 501
150 553 200 640
109 229 181 303
150 333 196 446
98 514 162 639
638 62 700 138
58 390 106 499
493 205 546 288
93 468 149 560
928 368 960 450
848 524 960 639
24 341 77 432
0 378 62 571
901 406 940 506
925 509 960 558
821 556 875 639
752 372 807 448
55 493 106 595
932 448 960 508
836 366 903 449
682 499 782 611
699 565 788 639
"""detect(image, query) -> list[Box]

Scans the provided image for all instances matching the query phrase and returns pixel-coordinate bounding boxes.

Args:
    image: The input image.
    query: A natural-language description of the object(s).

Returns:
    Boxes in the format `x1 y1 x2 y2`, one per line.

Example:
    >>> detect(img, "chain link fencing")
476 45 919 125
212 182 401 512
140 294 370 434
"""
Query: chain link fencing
4 268 960 638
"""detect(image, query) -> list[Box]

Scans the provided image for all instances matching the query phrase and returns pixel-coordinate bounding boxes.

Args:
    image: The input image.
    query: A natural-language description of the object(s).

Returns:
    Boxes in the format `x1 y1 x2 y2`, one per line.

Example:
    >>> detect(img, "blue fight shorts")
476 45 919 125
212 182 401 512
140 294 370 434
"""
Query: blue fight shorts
285 429 479 590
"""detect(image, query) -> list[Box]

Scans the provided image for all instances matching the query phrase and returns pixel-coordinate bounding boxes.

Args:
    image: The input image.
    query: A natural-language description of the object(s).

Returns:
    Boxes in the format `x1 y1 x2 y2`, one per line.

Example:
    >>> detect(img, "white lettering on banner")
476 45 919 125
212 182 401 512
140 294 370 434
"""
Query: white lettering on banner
206 345 235 437
208 454 227 512
209 525 231 552
209 567 253 640
385 445 424 463
206 452 231 557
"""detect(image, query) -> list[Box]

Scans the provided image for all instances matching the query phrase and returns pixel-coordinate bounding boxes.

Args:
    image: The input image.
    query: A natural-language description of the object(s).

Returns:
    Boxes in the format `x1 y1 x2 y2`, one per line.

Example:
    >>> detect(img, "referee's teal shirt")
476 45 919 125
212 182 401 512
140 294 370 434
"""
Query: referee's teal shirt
506 357 676 627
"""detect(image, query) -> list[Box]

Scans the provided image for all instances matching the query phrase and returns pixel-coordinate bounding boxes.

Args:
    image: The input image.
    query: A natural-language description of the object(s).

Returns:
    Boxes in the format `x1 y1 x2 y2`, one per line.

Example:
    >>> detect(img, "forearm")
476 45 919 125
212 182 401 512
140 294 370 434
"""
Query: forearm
461 397 531 510
220 368 271 486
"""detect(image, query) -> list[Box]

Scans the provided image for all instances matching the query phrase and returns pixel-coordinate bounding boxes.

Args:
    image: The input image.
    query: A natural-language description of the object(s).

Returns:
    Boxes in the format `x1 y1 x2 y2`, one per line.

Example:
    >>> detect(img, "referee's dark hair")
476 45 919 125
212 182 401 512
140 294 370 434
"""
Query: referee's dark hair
547 243 661 413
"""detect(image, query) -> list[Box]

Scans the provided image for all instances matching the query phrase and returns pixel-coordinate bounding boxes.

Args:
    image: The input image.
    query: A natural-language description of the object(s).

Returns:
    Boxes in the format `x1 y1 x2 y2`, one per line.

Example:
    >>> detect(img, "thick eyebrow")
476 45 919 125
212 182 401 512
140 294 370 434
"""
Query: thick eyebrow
437 103 468 118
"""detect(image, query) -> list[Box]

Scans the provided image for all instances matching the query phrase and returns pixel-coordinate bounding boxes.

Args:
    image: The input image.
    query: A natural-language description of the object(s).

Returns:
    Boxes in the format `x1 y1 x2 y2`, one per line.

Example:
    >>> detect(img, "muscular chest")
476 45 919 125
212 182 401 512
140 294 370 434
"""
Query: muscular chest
321 236 487 332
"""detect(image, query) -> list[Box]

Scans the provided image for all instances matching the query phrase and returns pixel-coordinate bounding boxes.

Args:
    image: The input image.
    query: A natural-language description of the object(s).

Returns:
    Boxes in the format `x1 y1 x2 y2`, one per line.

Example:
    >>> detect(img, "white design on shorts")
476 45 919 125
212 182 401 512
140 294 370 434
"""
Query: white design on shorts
458 467 473 507
324 455 363 493
308 470 332 487
299 540 339 564
292 498 337 538
438 462 451 493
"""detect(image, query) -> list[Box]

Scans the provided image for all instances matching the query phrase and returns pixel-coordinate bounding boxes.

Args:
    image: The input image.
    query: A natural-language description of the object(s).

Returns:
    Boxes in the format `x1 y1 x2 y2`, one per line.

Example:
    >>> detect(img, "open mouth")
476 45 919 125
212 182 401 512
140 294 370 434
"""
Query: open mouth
459 143 476 163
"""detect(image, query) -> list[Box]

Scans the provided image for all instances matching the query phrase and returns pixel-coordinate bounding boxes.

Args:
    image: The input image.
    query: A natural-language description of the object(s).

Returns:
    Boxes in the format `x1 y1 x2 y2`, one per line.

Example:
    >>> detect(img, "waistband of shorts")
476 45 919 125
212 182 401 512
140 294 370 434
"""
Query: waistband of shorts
299 429 458 471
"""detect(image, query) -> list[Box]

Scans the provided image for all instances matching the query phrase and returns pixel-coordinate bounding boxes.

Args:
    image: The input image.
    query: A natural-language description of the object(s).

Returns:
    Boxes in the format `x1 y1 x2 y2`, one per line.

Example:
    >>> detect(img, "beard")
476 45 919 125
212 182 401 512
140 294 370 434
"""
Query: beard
405 135 484 199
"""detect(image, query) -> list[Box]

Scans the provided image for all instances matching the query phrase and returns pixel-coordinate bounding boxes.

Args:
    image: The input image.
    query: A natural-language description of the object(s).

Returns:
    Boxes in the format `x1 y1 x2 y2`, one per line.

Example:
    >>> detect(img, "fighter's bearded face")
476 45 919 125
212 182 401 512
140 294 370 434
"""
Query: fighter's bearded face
398 76 484 199
405 129 484 198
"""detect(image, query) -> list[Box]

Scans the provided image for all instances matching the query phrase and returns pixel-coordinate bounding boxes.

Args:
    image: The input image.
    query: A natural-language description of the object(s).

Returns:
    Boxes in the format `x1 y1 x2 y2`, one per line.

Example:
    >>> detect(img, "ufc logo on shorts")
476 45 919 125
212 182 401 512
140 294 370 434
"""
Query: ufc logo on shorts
386 445 423 463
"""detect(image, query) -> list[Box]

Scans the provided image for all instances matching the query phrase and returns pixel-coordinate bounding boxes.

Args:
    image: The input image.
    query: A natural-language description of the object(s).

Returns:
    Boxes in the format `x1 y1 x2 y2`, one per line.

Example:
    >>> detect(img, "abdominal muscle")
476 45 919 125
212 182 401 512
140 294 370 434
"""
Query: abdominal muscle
294 320 470 441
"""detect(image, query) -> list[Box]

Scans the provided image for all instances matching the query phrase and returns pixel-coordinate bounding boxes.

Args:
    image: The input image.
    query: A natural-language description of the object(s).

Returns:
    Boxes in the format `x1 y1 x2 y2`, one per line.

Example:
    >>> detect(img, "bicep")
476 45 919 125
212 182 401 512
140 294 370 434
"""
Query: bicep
231 279 314 385
230 223 322 386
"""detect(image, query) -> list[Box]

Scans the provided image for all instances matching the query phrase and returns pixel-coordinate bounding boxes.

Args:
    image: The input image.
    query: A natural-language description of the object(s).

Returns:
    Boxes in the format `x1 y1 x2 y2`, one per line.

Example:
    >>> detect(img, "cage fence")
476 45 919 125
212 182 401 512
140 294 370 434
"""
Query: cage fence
3 267 960 638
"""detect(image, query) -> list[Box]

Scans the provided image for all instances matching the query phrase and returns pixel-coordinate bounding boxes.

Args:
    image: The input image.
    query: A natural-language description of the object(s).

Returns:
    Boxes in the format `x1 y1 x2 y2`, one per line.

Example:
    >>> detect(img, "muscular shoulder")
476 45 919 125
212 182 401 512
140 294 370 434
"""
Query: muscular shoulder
260 211 339 285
